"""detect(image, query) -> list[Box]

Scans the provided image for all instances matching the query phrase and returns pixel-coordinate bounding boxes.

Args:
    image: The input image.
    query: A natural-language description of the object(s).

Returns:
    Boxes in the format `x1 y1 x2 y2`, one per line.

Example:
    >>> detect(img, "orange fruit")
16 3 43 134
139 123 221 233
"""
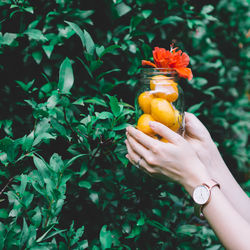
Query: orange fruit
151 98 175 127
136 114 156 136
138 91 154 113
169 109 182 132
154 82 179 103
150 75 168 90
160 137 168 143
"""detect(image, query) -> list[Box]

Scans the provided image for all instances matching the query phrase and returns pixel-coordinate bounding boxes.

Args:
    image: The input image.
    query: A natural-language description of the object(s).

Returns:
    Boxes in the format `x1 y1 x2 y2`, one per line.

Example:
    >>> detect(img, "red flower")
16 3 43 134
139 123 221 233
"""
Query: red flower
142 46 193 80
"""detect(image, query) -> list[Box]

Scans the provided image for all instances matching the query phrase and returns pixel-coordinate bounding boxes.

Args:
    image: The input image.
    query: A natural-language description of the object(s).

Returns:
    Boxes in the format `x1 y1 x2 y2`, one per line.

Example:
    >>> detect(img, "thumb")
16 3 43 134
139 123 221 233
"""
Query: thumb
149 121 184 144
184 112 211 140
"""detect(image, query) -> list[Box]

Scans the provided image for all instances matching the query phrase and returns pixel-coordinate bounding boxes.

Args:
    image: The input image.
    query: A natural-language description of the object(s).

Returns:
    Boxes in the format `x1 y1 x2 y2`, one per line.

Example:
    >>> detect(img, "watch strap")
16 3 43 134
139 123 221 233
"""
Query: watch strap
194 179 220 219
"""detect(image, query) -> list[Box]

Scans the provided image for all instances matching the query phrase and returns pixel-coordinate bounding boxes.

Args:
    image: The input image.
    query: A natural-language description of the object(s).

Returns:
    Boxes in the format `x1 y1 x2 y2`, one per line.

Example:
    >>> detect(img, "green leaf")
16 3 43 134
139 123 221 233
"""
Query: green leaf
71 226 85 246
30 207 42 227
108 95 121 117
96 45 105 57
24 29 47 41
96 111 113 120
0 32 17 45
157 16 183 26
113 123 130 131
65 21 95 55
201 5 214 14
0 137 13 152
20 174 28 195
99 45 120 58
96 68 121 80
16 79 35 92
42 45 54 58
32 132 56 146
50 119 67 137
83 97 108 107
141 10 152 19
125 226 142 239
176 224 199 236
187 102 204 114
36 225 55 243
78 181 92 189
65 21 86 50
83 29 95 55
115 2 131 17
20 218 29 247
99 225 113 249
77 56 93 78
49 153 64 172
65 154 87 168
146 219 171 233
24 6 34 14
33 155 50 181
58 57 74 94
0 209 8 219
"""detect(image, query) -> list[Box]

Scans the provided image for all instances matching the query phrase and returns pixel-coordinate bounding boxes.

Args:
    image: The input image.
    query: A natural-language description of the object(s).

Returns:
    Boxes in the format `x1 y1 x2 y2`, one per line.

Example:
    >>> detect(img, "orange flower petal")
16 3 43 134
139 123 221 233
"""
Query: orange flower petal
142 60 157 68
175 67 193 80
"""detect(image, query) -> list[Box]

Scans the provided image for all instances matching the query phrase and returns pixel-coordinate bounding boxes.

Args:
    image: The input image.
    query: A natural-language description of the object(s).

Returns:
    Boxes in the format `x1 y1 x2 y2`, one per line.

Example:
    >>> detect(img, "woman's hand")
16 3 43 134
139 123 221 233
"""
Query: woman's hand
125 121 211 195
184 112 226 172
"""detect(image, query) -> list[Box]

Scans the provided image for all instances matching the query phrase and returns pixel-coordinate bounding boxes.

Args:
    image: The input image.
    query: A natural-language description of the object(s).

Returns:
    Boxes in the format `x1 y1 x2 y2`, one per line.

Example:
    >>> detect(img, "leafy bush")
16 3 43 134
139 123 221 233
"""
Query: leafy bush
0 0 249 249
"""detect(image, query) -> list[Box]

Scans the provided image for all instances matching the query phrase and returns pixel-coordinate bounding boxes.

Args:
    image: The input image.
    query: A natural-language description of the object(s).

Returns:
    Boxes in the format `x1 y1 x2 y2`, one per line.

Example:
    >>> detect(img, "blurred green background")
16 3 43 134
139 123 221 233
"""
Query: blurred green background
0 0 249 249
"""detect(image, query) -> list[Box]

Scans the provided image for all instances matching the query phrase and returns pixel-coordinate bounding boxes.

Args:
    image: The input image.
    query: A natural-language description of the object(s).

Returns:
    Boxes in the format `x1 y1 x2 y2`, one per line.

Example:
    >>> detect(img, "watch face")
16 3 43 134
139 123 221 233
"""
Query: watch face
193 185 210 205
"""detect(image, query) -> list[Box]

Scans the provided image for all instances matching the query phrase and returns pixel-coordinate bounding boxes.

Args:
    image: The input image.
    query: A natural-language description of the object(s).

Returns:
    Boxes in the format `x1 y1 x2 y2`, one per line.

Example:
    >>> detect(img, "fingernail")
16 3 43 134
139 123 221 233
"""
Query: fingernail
125 154 128 158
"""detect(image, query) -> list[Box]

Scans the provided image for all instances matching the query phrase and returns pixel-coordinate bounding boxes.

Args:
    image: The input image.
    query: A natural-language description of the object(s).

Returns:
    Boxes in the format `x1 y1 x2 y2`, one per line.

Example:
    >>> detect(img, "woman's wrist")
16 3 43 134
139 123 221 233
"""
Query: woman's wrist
181 160 212 196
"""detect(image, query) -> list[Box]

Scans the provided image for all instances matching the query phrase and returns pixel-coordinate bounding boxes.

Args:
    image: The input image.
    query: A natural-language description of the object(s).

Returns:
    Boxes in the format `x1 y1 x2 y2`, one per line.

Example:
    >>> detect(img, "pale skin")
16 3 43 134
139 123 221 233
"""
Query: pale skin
125 112 250 249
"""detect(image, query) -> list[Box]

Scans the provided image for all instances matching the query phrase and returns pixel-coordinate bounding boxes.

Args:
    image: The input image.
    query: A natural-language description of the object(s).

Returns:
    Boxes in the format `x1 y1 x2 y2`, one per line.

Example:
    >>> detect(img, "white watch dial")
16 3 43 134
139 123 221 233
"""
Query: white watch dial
193 185 210 205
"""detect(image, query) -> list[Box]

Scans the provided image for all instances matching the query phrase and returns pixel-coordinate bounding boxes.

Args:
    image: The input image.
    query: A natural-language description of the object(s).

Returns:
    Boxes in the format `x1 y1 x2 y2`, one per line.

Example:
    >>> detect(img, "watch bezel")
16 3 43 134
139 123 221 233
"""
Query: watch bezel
193 185 210 205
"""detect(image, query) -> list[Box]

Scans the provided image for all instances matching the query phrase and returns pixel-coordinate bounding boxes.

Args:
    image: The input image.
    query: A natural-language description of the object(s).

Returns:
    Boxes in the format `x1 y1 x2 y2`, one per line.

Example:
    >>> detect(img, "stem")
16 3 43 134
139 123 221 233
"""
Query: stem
63 108 80 143
0 176 14 196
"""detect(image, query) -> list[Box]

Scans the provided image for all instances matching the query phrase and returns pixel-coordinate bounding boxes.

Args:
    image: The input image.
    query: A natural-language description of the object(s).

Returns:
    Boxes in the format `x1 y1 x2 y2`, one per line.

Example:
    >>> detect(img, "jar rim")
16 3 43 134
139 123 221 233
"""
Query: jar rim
140 67 177 75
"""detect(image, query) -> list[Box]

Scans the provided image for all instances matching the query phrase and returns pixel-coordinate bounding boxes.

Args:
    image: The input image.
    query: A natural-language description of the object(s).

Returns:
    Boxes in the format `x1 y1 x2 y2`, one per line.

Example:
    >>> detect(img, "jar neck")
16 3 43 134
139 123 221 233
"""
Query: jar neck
140 68 178 80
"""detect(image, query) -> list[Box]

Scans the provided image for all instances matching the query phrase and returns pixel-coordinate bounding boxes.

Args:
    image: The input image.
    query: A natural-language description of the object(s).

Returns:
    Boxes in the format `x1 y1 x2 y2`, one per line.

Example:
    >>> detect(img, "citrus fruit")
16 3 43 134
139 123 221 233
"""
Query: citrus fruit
151 98 175 127
169 109 182 132
154 82 179 103
149 75 170 90
138 91 154 114
160 137 168 143
136 114 156 136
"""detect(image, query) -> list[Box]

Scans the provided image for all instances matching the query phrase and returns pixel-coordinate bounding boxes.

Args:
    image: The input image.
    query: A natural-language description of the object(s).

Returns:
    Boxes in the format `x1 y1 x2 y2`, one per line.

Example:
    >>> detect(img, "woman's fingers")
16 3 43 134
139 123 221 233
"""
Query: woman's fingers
125 139 155 175
126 133 150 161
126 126 157 149
149 121 184 145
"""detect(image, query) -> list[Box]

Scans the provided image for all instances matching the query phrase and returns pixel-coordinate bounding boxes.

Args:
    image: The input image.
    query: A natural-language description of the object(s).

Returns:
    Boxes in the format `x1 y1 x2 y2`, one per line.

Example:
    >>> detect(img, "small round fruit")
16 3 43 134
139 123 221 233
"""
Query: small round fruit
136 114 156 136
154 82 179 103
138 91 154 113
151 98 175 127
150 75 170 90
160 138 168 143
169 109 182 133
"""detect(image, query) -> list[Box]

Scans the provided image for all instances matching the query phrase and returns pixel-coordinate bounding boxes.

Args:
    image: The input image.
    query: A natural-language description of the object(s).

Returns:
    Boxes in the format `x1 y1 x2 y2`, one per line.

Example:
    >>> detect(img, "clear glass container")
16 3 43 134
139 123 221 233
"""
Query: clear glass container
135 68 185 140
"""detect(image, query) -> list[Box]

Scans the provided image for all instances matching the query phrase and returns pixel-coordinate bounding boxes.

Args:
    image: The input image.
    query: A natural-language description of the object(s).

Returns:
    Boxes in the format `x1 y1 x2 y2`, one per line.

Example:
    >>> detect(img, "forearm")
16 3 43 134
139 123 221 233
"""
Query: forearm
203 187 250 250
208 143 250 222
183 168 250 250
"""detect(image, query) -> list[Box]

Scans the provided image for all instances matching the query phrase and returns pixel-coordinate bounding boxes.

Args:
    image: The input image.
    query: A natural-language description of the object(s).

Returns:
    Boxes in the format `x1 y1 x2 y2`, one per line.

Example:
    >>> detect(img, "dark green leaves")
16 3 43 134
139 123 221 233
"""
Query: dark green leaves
0 0 248 249
65 21 95 55
108 95 121 117
58 57 74 94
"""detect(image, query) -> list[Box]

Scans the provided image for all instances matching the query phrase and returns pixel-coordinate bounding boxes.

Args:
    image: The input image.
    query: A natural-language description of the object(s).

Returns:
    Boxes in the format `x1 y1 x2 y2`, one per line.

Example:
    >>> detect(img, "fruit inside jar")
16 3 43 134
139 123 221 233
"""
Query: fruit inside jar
136 68 185 141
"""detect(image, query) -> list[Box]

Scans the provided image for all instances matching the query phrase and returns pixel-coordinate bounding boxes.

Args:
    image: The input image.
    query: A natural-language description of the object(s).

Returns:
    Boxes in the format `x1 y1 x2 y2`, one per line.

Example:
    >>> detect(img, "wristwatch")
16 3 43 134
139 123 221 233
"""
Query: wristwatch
192 179 220 219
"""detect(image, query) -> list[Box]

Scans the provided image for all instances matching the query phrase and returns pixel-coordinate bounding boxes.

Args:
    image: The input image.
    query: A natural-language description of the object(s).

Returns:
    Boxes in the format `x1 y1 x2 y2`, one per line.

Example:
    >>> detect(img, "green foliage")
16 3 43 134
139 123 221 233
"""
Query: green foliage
0 0 249 248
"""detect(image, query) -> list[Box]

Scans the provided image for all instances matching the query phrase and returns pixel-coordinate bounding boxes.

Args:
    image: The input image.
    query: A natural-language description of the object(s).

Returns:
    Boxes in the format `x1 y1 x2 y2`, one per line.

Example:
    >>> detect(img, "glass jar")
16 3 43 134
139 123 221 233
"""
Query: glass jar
135 68 185 140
